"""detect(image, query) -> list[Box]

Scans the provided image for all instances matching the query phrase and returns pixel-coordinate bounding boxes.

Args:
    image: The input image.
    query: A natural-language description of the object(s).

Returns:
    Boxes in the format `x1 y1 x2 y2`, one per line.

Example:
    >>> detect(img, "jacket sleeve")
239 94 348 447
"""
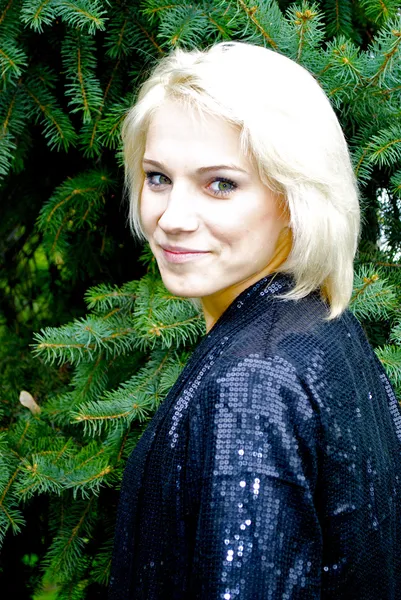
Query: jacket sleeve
188 354 323 599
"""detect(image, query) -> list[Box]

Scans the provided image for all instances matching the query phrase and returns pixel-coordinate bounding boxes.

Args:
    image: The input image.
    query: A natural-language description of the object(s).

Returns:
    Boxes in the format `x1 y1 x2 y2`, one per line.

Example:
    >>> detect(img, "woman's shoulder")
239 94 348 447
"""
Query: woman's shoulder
201 291 383 417
220 291 365 371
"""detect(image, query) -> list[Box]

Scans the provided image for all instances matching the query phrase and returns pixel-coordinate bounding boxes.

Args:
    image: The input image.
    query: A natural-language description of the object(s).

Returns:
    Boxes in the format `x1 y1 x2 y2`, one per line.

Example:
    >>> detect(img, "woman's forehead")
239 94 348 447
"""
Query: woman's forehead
145 101 250 168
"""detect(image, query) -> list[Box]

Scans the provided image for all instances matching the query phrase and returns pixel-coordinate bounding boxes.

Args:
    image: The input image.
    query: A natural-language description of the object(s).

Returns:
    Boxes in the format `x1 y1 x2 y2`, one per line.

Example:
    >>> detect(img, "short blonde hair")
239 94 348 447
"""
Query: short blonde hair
122 41 360 319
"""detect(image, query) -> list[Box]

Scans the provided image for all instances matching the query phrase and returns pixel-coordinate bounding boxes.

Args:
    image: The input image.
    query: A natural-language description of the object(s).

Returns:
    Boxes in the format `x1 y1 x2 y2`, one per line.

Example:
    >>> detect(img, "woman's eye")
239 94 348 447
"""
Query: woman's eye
144 171 238 197
144 172 170 187
209 178 237 197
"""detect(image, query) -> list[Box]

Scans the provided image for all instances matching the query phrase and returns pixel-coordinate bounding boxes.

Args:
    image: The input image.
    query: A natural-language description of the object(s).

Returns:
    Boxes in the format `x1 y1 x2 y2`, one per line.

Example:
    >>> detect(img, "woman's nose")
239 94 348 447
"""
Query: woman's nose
157 184 199 234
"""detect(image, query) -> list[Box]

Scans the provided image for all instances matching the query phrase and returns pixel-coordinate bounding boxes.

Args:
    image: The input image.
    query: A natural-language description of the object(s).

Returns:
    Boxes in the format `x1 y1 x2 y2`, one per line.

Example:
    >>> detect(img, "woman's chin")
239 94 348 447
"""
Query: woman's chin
160 277 207 299
163 284 203 299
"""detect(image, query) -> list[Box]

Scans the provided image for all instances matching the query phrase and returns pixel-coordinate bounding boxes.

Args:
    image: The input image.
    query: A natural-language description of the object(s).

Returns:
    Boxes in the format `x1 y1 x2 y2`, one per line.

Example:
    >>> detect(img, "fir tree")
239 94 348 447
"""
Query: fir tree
1 0 401 596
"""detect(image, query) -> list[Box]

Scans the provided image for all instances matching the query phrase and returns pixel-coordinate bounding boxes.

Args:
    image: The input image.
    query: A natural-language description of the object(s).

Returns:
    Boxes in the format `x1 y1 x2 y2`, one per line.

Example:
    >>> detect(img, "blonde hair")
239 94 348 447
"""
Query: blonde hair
122 41 360 319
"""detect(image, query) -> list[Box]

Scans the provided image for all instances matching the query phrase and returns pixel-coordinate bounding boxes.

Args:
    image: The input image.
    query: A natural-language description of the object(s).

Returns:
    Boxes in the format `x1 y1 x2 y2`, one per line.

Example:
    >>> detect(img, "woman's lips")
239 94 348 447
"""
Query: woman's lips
161 248 209 263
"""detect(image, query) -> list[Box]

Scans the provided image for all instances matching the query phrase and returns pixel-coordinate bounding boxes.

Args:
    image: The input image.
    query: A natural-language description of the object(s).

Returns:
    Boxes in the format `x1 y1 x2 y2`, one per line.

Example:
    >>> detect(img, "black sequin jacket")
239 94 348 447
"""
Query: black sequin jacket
109 273 401 599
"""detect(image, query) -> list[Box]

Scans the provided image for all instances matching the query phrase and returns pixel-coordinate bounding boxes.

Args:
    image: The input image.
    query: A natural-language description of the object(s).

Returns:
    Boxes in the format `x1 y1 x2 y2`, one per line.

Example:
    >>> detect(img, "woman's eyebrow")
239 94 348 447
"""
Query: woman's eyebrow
142 158 248 174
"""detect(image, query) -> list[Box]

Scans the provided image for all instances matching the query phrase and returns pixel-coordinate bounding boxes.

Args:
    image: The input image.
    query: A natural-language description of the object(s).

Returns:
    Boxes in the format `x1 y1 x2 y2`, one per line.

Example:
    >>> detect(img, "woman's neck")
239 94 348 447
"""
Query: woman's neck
201 227 292 333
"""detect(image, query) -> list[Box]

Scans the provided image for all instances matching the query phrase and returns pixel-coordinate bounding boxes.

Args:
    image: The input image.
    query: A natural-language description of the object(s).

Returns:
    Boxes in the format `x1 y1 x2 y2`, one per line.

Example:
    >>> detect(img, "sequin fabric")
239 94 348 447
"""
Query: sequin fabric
109 273 401 599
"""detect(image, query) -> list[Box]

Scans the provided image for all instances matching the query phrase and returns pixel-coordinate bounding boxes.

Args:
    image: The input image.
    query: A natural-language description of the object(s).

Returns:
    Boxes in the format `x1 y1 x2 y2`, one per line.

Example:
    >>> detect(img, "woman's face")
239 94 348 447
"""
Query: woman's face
140 99 288 301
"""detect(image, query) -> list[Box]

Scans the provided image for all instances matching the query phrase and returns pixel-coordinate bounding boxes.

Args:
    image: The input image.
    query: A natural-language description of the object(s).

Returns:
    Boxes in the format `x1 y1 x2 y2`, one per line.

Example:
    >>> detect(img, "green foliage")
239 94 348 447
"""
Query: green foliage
350 266 397 320
376 344 401 389
26 72 77 152
0 253 204 590
284 1 326 64
56 0 108 34
21 0 108 34
36 169 115 262
0 36 28 86
1 0 401 595
323 0 355 40
359 0 400 24
61 30 103 123
350 264 401 394
20 0 59 33
132 274 204 350
0 433 26 544
390 170 401 197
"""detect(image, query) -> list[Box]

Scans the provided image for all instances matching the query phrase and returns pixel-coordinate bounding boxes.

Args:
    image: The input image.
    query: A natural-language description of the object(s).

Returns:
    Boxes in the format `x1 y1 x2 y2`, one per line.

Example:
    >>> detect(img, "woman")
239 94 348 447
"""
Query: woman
109 41 401 599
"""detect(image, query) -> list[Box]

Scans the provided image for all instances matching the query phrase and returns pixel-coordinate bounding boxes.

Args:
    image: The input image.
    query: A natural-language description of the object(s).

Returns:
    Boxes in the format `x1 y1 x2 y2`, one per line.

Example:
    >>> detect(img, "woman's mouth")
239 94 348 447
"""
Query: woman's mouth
161 246 210 263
